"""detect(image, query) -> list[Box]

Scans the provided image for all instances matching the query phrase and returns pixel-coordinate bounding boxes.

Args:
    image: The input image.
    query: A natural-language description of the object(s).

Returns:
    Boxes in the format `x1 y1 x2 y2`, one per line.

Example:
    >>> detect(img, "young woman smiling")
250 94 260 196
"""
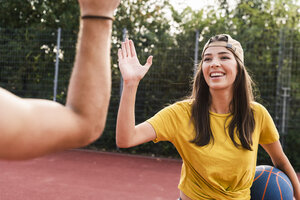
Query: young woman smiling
116 34 300 200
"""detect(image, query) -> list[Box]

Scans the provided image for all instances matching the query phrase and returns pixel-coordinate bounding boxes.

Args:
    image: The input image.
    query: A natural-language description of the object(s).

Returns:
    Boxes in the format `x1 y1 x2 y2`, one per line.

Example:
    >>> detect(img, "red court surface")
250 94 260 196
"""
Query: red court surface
1 150 299 200
0 150 182 200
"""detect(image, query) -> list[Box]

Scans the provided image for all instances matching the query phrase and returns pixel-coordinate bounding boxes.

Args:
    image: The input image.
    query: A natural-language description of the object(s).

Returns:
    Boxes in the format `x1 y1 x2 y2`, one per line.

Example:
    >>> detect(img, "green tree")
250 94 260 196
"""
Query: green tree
0 0 79 29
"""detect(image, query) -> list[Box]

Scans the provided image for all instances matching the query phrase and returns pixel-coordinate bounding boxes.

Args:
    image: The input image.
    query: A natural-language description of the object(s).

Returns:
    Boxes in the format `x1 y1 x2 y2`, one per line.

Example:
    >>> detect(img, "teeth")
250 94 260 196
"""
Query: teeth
210 72 224 77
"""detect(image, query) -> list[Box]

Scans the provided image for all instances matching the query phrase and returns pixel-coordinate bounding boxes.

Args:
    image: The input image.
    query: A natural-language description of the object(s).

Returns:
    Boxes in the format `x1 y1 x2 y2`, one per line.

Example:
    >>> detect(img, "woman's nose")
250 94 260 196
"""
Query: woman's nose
210 60 221 68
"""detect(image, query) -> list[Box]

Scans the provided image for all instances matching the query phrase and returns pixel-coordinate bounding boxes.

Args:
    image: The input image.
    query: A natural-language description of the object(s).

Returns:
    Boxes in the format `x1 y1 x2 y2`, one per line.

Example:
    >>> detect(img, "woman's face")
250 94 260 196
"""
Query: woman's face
202 46 238 92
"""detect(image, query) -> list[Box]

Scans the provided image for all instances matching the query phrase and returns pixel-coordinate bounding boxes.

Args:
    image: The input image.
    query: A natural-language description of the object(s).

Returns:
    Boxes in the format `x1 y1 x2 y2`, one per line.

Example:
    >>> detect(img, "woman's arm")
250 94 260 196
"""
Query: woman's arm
116 39 156 148
261 141 300 199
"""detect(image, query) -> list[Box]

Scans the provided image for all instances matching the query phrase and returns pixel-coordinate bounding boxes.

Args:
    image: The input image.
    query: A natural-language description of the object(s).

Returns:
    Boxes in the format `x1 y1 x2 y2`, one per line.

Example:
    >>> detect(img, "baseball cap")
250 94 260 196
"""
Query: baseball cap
201 34 244 63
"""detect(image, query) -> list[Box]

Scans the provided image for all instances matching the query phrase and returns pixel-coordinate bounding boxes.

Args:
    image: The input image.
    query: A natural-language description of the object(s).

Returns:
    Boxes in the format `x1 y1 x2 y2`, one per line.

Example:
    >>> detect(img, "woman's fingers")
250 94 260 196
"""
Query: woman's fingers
129 40 136 57
125 38 132 57
144 56 153 69
118 49 123 61
121 39 138 59
121 39 132 58
121 42 127 58
119 39 152 71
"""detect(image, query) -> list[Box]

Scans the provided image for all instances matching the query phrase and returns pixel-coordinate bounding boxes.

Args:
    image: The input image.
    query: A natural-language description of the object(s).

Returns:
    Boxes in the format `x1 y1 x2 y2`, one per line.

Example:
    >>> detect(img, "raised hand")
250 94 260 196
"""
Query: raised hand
118 39 153 84
116 39 156 148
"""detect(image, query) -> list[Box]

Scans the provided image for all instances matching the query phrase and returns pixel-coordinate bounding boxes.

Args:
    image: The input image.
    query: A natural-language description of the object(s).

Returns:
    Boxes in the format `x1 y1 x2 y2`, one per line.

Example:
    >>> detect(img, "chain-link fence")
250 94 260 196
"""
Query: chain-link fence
0 27 299 168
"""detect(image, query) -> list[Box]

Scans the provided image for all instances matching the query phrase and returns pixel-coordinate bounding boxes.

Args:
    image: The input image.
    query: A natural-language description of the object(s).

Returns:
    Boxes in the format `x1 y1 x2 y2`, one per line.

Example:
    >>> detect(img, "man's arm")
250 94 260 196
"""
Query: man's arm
0 0 120 160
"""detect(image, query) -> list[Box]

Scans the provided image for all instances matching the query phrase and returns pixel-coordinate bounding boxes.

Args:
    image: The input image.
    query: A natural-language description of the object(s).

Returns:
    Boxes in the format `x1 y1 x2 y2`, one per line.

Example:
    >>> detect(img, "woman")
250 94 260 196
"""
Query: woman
116 34 300 199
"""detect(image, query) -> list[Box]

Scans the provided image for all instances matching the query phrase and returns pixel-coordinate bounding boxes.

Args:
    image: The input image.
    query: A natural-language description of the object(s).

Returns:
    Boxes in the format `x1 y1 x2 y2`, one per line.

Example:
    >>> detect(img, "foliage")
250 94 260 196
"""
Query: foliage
0 0 79 29
0 28 56 99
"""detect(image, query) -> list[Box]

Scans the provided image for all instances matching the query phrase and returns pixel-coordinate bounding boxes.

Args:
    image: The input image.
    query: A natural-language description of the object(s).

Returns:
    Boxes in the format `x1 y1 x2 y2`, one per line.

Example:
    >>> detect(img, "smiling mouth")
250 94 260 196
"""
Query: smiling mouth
210 72 225 78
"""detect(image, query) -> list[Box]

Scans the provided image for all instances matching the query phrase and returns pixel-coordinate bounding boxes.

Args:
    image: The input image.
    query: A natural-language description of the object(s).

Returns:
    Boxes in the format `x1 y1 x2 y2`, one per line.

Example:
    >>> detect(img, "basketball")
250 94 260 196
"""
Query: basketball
251 165 293 200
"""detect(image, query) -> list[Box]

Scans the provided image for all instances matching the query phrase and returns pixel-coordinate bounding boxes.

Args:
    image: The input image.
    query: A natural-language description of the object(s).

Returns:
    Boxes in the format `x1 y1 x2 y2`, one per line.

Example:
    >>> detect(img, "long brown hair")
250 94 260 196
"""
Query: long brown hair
190 35 255 150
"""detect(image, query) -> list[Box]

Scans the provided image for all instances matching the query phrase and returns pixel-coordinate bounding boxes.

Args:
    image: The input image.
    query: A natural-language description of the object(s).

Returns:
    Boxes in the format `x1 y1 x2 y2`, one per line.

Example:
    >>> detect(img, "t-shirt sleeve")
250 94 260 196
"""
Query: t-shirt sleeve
258 104 280 144
147 102 185 143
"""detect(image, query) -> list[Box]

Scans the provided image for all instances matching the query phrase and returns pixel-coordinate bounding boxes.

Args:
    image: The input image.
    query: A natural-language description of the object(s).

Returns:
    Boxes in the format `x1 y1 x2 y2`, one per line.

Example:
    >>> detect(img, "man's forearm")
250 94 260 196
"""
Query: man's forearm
66 19 113 140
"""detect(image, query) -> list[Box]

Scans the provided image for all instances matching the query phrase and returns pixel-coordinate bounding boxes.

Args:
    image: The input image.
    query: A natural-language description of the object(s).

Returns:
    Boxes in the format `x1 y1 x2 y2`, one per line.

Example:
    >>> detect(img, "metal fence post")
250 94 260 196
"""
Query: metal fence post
194 30 200 77
117 28 127 150
275 29 284 137
53 28 61 101
119 28 127 97
281 87 290 148
275 28 293 149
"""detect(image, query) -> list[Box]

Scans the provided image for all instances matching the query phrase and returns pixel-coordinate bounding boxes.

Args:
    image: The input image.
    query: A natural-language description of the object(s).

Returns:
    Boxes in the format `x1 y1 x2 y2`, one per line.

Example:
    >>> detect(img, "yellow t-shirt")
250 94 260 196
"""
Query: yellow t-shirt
147 101 279 200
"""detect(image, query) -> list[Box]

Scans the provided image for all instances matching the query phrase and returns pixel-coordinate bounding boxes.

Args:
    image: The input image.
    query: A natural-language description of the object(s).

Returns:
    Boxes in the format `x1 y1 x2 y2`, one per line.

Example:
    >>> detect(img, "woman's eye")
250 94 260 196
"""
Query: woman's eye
221 56 229 60
204 58 211 61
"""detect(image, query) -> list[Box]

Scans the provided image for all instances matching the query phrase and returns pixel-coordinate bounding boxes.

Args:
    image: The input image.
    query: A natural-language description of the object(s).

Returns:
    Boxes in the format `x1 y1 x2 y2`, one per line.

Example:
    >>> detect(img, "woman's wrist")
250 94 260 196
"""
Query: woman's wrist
123 79 140 88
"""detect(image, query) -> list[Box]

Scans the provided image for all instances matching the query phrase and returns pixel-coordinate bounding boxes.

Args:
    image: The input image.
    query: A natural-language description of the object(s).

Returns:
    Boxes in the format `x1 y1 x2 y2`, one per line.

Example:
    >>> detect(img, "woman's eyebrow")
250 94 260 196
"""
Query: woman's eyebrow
218 52 231 55
204 52 231 57
203 53 212 57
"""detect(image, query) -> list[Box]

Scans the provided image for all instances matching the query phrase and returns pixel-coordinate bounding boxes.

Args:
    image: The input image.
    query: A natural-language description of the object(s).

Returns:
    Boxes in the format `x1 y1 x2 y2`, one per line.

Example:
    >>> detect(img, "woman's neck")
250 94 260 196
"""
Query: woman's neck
209 89 232 114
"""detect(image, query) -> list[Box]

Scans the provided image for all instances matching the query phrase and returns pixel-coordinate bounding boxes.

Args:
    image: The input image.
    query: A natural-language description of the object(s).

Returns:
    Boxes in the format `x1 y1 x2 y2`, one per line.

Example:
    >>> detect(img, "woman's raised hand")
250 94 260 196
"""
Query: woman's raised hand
118 39 153 84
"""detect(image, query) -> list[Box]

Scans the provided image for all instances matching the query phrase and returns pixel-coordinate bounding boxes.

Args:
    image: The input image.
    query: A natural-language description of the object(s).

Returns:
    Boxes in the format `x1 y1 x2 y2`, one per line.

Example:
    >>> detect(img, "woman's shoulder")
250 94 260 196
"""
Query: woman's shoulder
173 99 193 109
164 99 192 115
250 101 270 115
